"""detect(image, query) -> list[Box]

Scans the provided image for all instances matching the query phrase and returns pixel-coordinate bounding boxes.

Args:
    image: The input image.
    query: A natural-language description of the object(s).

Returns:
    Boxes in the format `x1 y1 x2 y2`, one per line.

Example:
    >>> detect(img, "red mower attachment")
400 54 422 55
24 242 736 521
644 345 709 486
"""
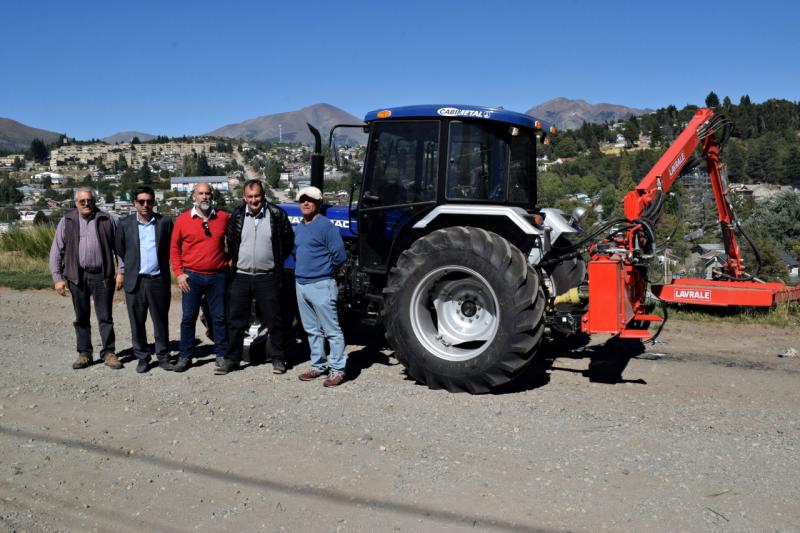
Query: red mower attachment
652 278 800 307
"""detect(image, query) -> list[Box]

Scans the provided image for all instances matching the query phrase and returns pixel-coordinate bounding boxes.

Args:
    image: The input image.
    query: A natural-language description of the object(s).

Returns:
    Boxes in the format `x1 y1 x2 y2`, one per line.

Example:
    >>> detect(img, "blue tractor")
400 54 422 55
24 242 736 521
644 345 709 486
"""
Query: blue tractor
283 105 587 393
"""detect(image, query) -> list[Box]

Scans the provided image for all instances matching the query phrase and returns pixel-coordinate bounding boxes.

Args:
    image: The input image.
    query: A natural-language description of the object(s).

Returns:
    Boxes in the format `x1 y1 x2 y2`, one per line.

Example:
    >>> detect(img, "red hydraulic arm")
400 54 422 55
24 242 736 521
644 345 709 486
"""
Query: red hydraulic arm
623 108 746 277
582 108 800 340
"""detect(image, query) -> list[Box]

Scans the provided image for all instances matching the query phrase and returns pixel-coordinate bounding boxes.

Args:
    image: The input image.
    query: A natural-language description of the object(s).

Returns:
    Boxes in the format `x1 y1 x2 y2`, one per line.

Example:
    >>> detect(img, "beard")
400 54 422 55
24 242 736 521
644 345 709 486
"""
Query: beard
195 200 211 211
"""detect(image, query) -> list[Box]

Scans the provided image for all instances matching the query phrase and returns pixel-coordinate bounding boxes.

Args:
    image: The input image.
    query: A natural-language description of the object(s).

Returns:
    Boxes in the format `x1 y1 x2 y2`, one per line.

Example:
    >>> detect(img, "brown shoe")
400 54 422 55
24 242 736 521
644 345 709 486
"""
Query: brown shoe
103 353 123 370
298 369 325 381
72 354 92 370
323 372 345 388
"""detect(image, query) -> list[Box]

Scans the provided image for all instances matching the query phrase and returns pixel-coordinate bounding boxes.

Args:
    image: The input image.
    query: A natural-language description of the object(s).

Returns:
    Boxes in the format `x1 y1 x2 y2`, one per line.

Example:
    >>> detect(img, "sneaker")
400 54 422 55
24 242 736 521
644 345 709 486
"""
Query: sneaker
323 372 346 388
157 359 175 371
136 359 150 374
103 353 123 370
215 356 224 368
214 359 239 375
298 369 325 381
72 354 92 370
272 360 286 374
173 358 191 373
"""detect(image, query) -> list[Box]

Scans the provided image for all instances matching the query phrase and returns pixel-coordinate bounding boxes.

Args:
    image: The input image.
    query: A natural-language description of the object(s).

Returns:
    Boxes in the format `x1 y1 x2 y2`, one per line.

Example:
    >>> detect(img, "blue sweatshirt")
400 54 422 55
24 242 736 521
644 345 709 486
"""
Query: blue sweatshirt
293 215 347 284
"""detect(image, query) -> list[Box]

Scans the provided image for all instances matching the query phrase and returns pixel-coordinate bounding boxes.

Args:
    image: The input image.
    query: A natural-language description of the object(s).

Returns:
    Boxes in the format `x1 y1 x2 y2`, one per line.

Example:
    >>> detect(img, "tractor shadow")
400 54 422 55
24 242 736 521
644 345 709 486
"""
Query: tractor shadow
493 334 647 394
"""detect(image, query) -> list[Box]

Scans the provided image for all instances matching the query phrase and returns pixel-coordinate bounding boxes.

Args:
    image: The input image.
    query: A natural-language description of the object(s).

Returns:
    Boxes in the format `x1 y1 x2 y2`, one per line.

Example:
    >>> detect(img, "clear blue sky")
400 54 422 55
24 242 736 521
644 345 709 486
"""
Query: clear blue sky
1 0 797 139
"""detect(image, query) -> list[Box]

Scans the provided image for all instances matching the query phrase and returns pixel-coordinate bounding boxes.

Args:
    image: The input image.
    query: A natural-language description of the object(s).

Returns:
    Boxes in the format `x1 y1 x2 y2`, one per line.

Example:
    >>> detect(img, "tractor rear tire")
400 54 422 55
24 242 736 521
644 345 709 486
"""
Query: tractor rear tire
383 227 545 393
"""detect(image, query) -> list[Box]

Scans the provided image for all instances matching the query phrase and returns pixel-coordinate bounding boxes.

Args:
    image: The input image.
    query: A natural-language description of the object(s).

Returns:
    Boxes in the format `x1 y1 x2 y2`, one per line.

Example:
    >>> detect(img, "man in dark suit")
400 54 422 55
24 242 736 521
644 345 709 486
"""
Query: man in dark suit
115 186 175 373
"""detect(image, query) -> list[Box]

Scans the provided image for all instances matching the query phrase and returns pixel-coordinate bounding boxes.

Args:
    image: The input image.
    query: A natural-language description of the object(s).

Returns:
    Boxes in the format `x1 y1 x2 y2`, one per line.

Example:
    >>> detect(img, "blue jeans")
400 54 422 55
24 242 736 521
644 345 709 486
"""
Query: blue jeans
295 278 346 373
180 270 228 359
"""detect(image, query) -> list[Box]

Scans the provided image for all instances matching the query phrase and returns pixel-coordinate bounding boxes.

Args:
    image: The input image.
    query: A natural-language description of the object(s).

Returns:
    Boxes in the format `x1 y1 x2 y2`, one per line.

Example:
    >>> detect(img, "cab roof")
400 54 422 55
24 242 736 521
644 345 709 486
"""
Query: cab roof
364 105 548 131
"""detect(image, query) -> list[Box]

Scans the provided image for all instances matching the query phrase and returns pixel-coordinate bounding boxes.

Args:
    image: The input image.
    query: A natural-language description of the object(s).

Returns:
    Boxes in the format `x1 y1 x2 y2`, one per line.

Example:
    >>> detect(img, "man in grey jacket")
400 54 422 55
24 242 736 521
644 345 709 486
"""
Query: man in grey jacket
216 179 294 375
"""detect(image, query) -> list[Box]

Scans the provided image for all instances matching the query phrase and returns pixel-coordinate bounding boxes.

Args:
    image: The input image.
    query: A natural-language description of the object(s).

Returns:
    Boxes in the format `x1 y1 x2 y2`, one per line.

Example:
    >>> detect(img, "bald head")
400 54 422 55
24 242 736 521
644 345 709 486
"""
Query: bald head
192 182 213 213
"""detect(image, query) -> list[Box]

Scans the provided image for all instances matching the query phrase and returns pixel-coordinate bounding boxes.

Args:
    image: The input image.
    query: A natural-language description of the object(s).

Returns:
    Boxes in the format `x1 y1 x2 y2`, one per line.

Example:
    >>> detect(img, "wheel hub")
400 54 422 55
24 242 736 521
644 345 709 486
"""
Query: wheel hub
410 266 500 362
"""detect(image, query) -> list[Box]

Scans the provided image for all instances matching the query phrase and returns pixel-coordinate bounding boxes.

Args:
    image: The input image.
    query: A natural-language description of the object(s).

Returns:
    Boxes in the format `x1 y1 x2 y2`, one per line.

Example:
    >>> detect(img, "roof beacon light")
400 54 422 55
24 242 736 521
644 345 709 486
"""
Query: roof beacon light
534 120 542 130
377 110 392 119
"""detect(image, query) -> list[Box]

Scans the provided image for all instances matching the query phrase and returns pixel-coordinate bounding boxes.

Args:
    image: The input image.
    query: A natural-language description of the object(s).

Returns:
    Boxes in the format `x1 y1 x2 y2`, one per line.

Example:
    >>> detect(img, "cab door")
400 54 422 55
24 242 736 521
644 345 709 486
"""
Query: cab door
357 120 440 273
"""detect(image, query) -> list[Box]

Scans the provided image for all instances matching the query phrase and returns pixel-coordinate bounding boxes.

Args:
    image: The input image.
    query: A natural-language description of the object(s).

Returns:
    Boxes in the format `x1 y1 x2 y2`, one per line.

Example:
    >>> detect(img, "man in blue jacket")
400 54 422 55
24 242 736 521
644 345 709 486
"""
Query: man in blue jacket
293 186 348 387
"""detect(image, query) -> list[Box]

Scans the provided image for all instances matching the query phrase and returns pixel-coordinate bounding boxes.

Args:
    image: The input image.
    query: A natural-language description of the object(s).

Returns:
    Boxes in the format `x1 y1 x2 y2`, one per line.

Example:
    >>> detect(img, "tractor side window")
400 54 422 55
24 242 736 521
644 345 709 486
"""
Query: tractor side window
365 121 439 205
508 130 536 205
446 121 508 201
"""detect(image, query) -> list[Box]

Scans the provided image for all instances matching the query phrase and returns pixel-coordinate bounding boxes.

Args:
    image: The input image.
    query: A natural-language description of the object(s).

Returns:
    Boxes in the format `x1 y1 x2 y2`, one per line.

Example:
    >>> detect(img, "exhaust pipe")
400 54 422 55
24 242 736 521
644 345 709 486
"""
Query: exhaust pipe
307 123 324 192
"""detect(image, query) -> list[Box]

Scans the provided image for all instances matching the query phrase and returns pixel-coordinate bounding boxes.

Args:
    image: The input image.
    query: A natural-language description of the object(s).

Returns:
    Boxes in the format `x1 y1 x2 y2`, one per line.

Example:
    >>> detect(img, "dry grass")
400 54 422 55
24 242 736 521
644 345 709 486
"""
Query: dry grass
0 251 53 289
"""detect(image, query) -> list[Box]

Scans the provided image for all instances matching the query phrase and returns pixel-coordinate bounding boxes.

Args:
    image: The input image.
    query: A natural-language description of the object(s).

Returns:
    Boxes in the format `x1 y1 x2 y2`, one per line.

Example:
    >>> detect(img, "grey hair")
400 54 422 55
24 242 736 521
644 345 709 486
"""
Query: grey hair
192 182 212 194
74 187 98 201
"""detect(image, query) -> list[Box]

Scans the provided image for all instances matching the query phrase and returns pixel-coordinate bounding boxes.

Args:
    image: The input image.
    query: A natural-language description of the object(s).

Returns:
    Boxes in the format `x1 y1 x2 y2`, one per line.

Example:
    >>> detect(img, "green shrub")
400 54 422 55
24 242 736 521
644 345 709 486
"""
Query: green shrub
0 225 56 259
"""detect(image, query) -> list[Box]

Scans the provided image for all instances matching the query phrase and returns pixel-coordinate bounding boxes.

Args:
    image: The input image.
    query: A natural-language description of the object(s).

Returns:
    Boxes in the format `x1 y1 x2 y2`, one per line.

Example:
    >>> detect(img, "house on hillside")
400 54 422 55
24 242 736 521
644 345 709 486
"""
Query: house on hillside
32 171 66 185
779 249 800 280
170 176 228 193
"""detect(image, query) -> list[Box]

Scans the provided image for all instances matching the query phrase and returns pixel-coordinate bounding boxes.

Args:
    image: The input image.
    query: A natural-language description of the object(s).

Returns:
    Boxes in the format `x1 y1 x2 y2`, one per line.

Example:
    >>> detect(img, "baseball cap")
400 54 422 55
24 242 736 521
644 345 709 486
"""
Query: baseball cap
295 186 323 202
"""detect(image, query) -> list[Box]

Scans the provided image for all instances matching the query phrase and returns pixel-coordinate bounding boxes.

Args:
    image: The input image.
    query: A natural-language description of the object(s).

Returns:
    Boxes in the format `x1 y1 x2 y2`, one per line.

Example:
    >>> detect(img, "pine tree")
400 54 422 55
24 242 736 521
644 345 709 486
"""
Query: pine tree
705 91 720 108
29 138 49 163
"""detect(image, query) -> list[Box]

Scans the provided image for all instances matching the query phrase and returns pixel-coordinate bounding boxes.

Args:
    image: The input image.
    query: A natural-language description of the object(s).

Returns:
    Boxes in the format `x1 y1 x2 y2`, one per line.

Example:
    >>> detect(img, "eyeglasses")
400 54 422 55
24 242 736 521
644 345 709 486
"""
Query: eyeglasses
202 221 211 237
136 199 155 206
76 199 95 205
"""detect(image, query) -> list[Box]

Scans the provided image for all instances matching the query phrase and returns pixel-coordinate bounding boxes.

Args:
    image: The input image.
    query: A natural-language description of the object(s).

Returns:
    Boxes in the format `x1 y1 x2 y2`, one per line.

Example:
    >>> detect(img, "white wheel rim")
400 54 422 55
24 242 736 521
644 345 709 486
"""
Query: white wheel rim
409 265 500 362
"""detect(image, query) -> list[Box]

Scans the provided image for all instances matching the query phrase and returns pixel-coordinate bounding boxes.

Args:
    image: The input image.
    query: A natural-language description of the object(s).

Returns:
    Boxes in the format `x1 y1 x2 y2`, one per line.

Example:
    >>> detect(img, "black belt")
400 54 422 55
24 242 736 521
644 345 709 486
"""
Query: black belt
82 267 102 274
139 273 162 279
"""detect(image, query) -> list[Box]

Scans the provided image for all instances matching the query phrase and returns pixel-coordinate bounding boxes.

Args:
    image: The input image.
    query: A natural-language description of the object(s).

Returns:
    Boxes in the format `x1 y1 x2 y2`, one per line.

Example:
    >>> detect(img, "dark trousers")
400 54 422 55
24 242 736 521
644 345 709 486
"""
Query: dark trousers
226 272 284 363
125 276 171 361
68 270 115 358
180 270 227 359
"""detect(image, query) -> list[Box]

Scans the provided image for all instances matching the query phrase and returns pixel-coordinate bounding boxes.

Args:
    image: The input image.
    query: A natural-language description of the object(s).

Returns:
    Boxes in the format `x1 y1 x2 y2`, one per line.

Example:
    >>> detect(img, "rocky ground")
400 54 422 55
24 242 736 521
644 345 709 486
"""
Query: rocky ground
0 287 798 532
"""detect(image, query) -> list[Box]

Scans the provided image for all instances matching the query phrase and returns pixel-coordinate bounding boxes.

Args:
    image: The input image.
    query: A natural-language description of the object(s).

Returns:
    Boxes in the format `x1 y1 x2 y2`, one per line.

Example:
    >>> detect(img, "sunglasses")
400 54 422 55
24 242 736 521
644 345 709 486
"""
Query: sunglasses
76 199 95 206
136 199 155 206
202 221 211 237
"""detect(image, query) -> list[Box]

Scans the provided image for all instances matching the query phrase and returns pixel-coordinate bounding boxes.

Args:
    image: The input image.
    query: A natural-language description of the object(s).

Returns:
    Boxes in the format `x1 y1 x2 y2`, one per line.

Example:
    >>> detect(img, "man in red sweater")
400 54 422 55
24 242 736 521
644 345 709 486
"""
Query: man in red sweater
170 182 230 372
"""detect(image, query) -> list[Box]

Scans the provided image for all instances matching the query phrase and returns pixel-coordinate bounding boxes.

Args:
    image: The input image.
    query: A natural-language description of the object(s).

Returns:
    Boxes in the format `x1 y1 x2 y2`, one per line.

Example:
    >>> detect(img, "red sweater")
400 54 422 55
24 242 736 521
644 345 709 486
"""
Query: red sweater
170 209 230 276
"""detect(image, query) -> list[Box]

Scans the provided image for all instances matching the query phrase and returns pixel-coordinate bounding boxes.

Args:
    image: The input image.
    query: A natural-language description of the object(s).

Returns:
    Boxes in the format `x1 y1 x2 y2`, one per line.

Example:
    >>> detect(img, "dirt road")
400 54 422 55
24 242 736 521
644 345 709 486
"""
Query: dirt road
0 288 798 532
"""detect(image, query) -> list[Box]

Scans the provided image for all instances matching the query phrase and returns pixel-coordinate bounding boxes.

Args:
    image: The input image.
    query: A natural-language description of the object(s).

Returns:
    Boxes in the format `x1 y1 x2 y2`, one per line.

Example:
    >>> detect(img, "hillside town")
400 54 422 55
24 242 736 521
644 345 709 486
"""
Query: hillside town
0 135 363 227
1 110 798 283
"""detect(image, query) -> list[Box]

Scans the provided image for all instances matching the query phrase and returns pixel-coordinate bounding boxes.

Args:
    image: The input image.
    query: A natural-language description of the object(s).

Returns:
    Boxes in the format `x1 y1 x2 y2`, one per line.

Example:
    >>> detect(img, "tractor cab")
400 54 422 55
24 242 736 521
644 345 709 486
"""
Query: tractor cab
355 105 550 273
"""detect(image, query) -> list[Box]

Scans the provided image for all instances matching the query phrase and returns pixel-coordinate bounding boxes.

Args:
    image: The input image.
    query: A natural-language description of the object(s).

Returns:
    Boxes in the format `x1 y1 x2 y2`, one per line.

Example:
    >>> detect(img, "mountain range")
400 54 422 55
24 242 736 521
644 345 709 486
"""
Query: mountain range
0 118 62 152
527 98 652 131
1 99 653 152
102 131 157 144
206 103 366 145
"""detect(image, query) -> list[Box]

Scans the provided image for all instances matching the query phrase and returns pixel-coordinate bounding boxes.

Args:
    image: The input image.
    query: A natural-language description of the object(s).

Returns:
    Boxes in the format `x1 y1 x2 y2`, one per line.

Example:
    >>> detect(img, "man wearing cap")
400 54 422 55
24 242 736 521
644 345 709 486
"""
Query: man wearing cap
216 179 294 376
170 182 230 372
49 187 122 370
293 186 348 387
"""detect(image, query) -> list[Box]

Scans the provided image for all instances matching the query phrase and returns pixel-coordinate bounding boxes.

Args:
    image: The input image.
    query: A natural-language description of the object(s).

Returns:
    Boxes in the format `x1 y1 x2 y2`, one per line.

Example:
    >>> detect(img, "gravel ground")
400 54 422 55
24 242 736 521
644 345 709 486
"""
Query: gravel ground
0 287 798 532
